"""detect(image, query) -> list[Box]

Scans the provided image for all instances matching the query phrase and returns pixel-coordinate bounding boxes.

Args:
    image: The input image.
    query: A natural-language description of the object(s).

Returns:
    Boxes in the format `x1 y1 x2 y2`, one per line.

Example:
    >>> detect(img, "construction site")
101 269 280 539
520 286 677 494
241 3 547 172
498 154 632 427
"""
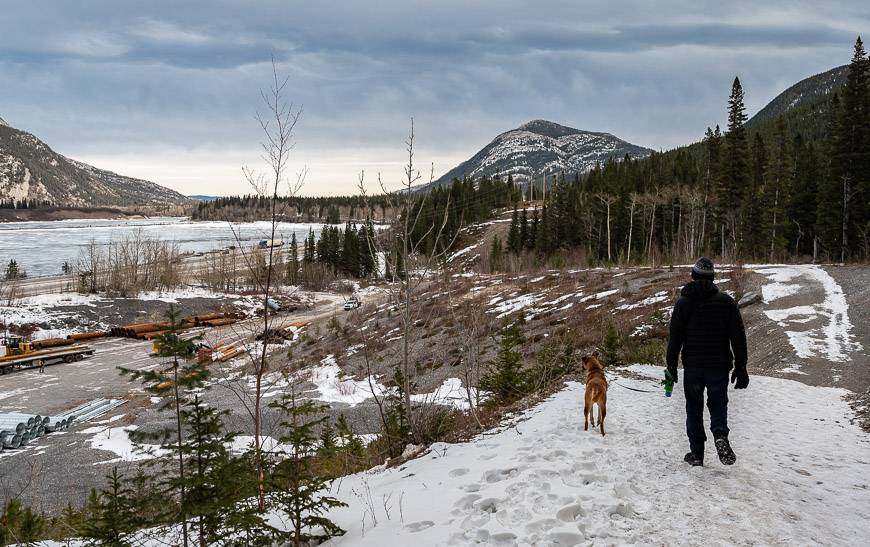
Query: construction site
0 285 376 511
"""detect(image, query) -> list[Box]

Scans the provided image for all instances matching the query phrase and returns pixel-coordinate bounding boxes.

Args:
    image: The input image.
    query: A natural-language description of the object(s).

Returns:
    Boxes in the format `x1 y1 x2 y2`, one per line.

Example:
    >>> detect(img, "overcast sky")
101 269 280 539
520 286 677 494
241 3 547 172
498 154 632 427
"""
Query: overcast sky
1 1 866 196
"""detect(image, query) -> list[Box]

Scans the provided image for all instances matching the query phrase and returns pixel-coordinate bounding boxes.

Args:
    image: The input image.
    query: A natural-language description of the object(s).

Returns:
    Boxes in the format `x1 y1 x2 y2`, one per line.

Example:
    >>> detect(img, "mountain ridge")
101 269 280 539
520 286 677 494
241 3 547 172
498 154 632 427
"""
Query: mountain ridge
747 65 848 128
427 119 653 189
0 118 191 207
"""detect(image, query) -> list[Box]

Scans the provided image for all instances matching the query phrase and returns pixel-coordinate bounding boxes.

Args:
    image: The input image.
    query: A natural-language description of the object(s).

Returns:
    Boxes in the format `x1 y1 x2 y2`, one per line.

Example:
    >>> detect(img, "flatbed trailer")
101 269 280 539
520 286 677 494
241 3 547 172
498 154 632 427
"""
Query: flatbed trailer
0 345 95 375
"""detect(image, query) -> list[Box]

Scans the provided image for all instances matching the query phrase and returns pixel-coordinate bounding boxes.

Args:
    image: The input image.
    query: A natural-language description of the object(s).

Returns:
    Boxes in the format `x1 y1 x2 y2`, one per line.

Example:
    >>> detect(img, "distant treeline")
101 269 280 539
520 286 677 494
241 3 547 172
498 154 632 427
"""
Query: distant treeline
490 37 870 265
0 198 53 209
190 194 399 223
295 176 516 278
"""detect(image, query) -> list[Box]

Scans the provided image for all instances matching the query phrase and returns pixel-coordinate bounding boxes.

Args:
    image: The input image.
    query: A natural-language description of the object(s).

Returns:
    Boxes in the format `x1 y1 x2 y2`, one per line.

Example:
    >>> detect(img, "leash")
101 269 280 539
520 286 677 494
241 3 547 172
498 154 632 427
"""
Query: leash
611 381 659 394
604 373 660 394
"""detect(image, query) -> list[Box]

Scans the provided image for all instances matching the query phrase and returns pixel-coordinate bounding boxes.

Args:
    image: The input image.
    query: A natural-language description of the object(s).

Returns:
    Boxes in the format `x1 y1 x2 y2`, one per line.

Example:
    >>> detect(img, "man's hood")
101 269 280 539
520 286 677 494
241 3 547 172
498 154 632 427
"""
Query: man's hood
680 279 719 300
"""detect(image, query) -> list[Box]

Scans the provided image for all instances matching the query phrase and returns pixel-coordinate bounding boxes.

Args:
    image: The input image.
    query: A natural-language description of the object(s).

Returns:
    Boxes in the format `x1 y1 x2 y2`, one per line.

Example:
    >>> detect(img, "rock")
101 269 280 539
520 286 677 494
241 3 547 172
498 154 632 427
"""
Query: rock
738 291 762 308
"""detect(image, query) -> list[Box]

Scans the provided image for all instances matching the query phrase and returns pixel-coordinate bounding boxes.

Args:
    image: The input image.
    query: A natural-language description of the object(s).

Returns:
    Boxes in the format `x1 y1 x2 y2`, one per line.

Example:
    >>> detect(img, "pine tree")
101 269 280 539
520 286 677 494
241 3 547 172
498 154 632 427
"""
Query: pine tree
4 259 25 280
816 94 845 258
382 366 414 457
118 306 204 547
182 394 257 546
601 323 623 368
489 235 504 272
268 390 347 546
80 468 138 546
319 418 338 458
287 232 299 285
789 137 819 256
479 321 527 402
519 207 529 251
721 77 750 256
0 499 45 545
507 208 521 254
764 120 790 260
528 207 539 250
336 413 365 463
829 36 870 260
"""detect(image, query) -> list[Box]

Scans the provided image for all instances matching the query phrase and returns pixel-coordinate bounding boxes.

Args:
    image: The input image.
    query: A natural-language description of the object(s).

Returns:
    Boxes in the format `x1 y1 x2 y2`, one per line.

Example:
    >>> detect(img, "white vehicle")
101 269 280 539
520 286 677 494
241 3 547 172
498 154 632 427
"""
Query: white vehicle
343 296 361 311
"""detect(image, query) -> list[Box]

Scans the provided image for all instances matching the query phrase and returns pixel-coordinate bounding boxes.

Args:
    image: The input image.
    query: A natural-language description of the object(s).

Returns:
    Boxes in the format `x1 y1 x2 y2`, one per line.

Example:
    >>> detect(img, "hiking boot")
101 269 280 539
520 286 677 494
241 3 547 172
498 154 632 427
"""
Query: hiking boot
683 452 703 466
714 436 736 465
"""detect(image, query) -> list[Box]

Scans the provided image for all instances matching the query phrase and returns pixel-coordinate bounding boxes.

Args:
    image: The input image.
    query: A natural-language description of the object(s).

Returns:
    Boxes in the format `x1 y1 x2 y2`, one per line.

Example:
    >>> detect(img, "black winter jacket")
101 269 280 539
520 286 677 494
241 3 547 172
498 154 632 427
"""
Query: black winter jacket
666 280 748 372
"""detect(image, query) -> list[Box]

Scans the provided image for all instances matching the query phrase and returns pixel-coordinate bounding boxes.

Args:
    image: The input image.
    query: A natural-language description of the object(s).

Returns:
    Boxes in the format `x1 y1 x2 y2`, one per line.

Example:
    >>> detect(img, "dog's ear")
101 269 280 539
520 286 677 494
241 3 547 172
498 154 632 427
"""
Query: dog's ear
580 355 589 367
592 350 600 358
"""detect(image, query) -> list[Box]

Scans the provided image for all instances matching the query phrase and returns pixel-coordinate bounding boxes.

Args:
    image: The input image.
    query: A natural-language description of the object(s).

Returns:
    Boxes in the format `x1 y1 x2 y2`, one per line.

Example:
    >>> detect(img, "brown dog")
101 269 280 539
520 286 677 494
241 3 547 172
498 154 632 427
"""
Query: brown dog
582 351 608 436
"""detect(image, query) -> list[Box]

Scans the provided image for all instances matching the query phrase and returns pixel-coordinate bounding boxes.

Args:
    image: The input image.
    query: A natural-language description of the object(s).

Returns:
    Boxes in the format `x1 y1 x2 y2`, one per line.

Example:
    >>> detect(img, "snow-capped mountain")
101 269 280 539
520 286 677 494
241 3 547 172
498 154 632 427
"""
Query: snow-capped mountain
428 119 653 189
0 118 190 207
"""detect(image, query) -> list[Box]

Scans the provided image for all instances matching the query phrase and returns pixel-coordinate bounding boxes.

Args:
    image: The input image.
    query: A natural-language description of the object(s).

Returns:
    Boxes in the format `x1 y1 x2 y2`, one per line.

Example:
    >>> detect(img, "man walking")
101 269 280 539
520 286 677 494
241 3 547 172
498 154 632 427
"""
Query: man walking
666 257 748 466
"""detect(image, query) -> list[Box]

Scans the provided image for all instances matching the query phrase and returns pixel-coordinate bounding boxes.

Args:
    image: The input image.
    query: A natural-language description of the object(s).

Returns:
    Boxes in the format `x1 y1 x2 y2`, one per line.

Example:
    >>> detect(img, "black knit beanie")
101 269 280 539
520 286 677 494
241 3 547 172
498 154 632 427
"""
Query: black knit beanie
691 256 715 280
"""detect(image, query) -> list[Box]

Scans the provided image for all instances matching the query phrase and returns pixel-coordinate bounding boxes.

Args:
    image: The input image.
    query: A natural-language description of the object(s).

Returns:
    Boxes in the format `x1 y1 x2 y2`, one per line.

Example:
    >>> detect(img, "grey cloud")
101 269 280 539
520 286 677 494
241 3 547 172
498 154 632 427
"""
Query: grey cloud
0 1 866 193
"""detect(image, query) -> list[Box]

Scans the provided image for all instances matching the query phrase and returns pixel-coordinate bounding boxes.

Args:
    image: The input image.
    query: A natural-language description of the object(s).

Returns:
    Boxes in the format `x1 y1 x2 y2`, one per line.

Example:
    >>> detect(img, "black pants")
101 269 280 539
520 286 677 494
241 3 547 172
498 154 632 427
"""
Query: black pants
684 367 730 455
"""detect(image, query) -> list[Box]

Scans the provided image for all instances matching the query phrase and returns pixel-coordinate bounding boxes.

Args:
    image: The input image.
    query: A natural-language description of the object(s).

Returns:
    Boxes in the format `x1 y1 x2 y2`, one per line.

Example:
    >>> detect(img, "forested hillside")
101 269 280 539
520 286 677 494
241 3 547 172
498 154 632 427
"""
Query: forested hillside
483 38 869 265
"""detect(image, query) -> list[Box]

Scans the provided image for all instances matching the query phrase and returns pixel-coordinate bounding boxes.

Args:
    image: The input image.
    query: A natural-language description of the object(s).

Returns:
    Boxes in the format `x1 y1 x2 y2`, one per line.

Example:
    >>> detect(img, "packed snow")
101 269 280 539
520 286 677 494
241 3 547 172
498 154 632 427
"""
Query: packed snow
322 366 870 546
756 265 861 362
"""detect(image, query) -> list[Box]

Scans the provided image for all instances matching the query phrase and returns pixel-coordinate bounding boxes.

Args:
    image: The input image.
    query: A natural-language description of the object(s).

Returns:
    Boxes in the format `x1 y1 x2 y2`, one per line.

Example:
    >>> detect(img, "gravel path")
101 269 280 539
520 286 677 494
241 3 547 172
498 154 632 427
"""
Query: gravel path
742 264 870 430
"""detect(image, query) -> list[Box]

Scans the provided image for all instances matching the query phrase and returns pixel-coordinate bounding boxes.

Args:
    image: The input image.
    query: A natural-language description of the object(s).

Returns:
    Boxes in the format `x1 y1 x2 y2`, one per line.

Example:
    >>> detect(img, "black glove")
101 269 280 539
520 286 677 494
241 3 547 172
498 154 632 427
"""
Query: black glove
667 366 678 384
731 368 749 389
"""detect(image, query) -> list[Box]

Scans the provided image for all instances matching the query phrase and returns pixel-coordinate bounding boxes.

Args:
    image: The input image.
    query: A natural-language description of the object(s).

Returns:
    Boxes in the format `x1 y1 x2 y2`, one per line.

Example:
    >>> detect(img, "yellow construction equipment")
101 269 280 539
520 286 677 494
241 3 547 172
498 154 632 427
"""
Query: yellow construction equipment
0 335 94 375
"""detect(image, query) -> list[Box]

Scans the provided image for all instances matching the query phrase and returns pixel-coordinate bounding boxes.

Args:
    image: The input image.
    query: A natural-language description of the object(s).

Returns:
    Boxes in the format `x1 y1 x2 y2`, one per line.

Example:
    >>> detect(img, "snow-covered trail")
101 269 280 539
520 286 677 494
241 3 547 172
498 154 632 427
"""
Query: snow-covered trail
327 366 870 546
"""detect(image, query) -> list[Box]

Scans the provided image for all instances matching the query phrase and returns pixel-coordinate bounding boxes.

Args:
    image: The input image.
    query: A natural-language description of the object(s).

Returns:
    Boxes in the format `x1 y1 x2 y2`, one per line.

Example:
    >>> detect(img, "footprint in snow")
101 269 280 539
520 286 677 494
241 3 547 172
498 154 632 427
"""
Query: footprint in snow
404 520 434 533
548 531 587 546
483 467 522 483
453 493 481 510
555 503 585 523
449 467 470 477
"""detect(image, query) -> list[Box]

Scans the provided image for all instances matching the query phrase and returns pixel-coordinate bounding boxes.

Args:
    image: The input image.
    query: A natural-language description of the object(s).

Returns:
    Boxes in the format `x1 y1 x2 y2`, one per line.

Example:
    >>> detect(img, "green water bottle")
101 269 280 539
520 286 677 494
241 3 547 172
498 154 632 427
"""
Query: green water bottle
663 369 675 398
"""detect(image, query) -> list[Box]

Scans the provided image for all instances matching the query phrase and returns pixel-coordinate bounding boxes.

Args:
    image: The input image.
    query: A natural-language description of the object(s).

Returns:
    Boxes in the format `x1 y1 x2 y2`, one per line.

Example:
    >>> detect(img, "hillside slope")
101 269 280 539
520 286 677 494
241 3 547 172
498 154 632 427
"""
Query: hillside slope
429 120 653 189
747 65 848 128
0 118 190 207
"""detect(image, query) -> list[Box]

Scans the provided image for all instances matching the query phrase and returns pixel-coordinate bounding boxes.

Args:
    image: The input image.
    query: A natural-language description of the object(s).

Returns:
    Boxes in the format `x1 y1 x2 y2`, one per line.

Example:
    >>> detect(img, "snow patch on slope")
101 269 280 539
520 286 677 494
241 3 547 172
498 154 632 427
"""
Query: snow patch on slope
756 265 861 362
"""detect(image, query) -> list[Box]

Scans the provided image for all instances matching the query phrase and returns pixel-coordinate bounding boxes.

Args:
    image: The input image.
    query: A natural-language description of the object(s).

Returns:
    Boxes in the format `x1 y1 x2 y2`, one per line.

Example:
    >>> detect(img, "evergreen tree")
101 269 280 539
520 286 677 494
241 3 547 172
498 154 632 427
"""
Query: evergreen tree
519 207 529 251
382 366 414 457
479 321 527 402
0 499 45 545
118 306 204 547
489 235 504 272
507 208 521 254
816 94 845 258
721 77 750 256
789 137 819 255
287 232 299 285
81 468 139 547
268 390 347 546
318 418 338 458
763 120 790 260
336 413 365 463
528 207 539 250
4 259 25 280
601 323 623 368
182 394 257 546
828 36 870 260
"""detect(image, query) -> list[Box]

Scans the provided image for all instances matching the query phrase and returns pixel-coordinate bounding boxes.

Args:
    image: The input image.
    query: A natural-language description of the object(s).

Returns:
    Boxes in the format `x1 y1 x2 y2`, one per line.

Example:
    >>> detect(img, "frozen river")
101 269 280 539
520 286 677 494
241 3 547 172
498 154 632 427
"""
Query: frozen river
0 217 326 277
